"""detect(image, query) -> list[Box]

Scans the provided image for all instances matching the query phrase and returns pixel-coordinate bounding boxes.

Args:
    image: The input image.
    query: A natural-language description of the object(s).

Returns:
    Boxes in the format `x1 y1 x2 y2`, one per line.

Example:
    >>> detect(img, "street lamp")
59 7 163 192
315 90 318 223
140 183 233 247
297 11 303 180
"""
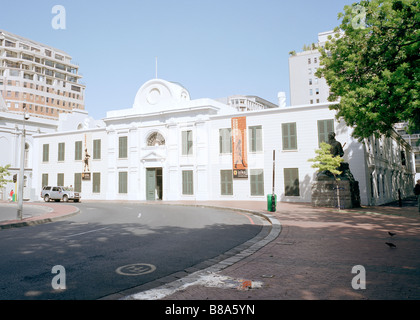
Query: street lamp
17 106 29 220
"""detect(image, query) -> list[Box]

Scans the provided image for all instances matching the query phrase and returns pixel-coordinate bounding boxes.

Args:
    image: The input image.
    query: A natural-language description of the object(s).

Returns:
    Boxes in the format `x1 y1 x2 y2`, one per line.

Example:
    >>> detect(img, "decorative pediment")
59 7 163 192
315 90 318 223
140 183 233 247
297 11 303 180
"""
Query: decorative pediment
140 151 166 163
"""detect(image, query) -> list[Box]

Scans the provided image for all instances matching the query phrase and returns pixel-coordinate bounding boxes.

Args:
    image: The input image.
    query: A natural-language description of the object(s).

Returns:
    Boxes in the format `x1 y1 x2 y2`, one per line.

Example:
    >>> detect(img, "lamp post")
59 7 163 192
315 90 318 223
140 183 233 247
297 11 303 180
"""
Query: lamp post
17 107 29 220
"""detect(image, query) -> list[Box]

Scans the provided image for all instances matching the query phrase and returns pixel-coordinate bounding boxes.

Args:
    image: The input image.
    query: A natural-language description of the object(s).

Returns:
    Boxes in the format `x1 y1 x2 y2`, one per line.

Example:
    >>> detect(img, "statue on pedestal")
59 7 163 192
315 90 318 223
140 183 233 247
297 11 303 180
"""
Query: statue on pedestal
314 132 360 208
328 132 344 158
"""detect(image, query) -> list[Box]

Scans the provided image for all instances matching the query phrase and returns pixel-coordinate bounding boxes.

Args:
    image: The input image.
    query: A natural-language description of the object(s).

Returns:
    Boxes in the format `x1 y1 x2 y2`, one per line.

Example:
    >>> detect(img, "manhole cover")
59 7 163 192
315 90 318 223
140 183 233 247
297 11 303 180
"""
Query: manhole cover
116 263 156 276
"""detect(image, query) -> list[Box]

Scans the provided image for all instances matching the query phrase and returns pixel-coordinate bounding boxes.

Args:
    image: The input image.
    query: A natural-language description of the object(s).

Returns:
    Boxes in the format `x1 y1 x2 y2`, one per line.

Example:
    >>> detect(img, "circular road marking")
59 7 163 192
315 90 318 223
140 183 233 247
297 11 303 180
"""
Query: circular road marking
116 263 156 276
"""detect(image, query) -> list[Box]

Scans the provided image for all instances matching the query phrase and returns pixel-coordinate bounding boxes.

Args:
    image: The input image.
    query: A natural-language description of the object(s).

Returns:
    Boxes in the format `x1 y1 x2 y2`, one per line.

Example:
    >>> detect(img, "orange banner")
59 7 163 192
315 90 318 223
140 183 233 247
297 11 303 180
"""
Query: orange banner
232 117 248 178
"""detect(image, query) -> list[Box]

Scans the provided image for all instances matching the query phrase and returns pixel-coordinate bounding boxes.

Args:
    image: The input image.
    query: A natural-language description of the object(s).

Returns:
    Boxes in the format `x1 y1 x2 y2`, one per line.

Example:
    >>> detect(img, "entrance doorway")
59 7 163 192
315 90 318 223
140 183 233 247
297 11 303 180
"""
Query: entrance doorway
146 168 163 200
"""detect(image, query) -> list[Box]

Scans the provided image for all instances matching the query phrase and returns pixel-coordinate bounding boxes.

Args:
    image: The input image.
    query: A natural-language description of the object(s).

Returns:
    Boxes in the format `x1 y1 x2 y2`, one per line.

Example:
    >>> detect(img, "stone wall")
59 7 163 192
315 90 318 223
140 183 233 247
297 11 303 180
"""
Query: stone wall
312 179 360 209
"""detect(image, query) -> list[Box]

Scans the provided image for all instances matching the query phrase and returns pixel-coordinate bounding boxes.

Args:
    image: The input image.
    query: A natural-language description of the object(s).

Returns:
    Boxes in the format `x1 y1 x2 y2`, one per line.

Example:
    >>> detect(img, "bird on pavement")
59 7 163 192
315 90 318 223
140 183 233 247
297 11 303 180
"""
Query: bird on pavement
386 242 396 248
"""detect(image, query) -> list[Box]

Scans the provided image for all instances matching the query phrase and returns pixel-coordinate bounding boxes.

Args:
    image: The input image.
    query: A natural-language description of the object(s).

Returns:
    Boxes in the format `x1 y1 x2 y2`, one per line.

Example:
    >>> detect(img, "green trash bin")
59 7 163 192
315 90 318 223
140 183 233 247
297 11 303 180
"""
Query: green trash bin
267 194 277 212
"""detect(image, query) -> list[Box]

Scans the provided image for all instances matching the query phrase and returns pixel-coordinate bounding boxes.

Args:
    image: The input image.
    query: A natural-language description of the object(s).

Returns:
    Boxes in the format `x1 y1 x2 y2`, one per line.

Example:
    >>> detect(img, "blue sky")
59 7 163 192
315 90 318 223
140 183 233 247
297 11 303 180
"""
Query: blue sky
1 0 354 119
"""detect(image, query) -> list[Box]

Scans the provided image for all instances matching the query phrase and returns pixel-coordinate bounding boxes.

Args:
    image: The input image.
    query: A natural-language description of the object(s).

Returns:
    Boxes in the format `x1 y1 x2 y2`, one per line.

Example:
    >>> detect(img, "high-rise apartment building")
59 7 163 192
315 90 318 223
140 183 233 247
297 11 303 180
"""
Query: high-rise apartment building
288 31 336 106
0 30 85 119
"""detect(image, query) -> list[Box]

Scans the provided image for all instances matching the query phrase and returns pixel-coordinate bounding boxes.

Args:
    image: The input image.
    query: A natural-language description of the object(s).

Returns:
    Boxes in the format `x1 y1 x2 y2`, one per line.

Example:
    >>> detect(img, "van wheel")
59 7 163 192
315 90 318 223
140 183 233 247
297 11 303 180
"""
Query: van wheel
63 195 69 202
44 195 50 202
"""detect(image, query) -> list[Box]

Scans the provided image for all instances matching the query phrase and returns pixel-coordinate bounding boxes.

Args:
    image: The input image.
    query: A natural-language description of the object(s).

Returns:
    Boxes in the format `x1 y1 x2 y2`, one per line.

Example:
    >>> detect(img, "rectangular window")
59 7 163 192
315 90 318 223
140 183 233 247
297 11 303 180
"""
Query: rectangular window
182 130 193 155
249 125 263 152
250 169 264 196
219 128 232 154
284 168 300 196
182 170 194 195
119 171 128 193
220 170 233 195
42 144 49 162
401 151 406 166
57 173 64 186
58 142 65 161
74 173 82 193
119 136 128 158
317 119 334 146
75 141 82 160
42 173 48 187
92 172 101 193
282 123 297 150
93 139 101 160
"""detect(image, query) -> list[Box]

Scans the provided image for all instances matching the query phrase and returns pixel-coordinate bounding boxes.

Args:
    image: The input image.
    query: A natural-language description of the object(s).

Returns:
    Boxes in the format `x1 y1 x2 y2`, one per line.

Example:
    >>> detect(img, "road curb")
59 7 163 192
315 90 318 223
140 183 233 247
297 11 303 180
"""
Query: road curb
100 202 282 300
0 204 80 230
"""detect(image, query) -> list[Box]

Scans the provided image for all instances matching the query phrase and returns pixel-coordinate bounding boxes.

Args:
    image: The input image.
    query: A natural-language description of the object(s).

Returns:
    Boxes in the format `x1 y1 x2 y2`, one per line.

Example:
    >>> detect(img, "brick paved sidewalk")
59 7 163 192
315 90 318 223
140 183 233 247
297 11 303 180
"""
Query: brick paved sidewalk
130 200 420 300
0 201 80 229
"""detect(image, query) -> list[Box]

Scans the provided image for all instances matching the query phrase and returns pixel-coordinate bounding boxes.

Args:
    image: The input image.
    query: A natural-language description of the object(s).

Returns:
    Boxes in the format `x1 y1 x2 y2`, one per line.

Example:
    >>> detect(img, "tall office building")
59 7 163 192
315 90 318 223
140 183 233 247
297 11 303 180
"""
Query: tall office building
288 31 337 106
0 30 85 119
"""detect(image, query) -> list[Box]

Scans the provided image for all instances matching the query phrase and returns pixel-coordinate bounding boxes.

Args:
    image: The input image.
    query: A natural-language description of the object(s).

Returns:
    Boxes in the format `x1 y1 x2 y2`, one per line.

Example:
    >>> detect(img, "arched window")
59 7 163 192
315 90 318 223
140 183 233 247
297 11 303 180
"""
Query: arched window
147 132 165 146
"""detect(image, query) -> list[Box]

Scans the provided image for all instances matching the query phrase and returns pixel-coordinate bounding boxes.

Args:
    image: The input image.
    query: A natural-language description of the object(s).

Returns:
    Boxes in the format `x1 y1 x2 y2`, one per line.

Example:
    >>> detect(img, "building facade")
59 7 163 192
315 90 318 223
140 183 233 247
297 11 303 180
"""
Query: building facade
0 111 58 201
288 31 337 106
395 122 420 180
0 29 85 120
32 79 415 206
0 108 103 201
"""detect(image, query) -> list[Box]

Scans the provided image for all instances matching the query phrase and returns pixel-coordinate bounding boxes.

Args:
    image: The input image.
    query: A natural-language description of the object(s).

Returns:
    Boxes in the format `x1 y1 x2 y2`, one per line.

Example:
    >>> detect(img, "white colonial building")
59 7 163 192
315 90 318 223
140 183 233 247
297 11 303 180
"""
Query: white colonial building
0 108 103 201
29 78 415 206
0 111 57 201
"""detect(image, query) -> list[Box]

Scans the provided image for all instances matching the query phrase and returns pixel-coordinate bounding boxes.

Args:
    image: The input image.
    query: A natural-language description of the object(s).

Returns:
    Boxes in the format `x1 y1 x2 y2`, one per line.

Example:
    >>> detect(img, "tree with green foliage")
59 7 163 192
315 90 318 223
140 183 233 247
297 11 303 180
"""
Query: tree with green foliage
308 142 345 209
316 0 419 140
0 164 12 189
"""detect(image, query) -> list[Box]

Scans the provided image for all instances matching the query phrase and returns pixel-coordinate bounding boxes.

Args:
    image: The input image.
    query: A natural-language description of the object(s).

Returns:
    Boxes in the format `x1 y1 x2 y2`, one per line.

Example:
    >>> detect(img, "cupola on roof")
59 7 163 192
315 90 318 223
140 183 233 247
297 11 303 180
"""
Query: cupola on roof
132 79 191 114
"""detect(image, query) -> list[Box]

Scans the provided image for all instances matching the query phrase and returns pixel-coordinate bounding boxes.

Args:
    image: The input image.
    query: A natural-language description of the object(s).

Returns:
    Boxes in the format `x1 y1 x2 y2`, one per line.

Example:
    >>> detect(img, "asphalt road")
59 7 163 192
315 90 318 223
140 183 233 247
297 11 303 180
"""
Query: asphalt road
0 202 264 300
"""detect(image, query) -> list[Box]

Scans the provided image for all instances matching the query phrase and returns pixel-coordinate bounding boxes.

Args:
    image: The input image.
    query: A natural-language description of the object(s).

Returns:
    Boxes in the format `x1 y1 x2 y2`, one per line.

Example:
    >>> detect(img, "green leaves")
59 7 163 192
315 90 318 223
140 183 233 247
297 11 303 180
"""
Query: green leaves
308 142 344 178
317 0 420 139
0 164 12 188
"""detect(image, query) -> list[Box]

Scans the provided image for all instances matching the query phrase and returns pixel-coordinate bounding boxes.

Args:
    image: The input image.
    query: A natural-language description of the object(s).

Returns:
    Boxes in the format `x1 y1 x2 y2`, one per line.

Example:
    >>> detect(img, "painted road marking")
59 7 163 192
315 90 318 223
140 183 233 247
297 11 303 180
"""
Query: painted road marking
116 263 156 276
62 227 109 238
235 212 255 225
126 272 262 299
